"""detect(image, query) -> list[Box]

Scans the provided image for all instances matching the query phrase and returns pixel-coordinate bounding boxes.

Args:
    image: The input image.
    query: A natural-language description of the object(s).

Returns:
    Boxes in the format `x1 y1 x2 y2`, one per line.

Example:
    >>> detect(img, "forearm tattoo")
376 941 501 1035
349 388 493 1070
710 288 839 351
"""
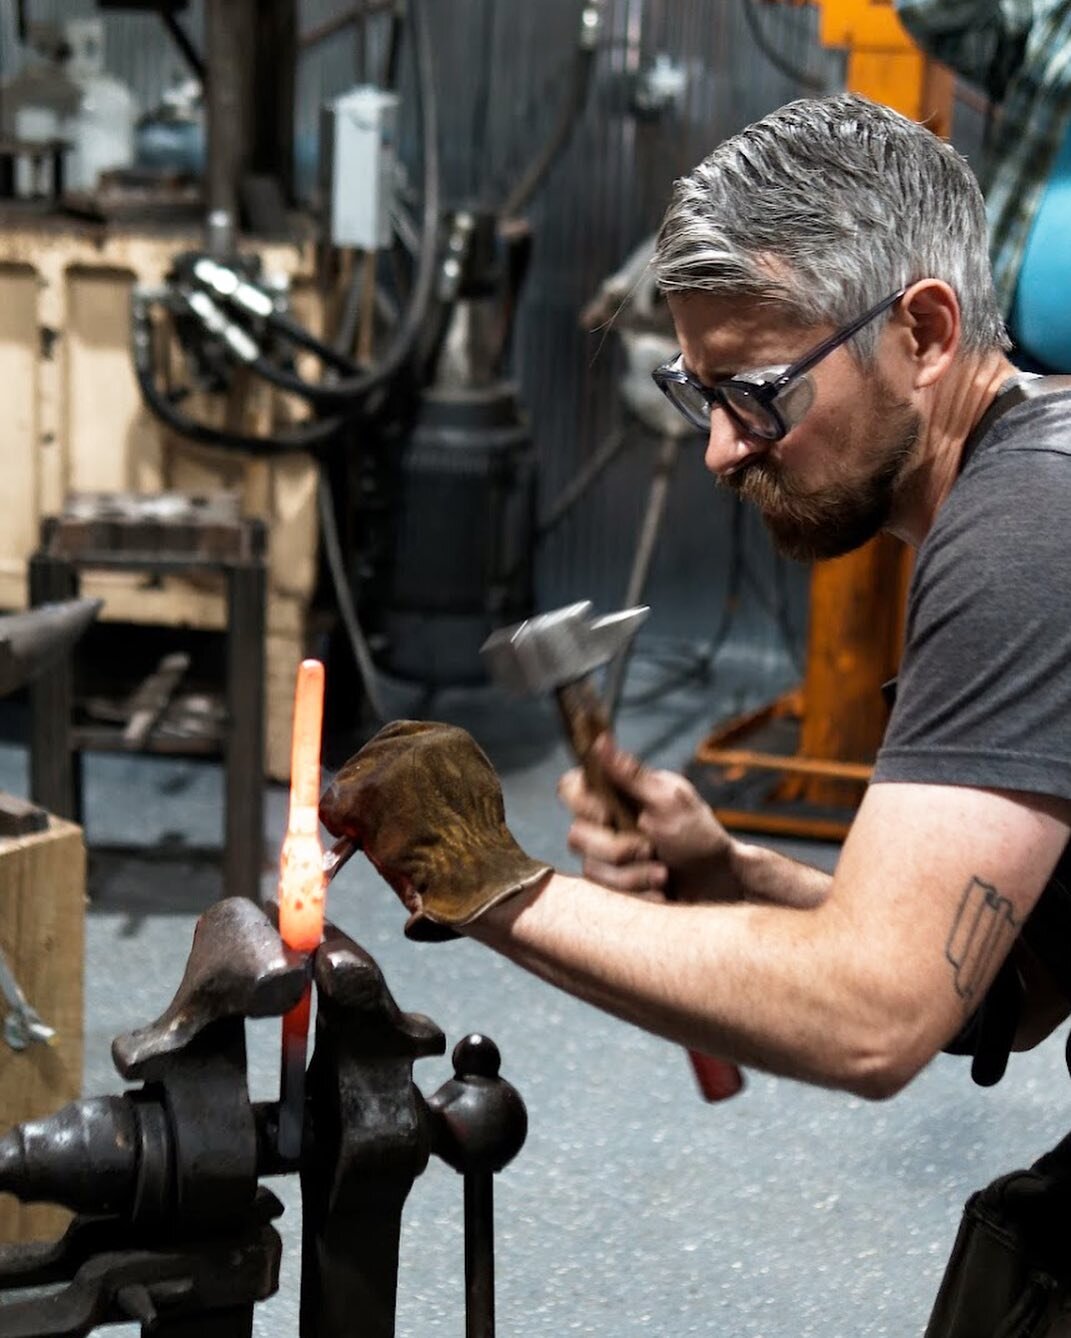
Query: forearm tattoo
945 877 1020 1007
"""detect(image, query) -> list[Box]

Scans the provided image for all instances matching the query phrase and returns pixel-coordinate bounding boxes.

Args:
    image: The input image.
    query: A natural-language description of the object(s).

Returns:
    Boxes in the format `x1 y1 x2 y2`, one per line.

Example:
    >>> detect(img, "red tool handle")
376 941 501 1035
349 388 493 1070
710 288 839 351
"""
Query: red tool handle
687 1050 745 1101
555 678 745 1104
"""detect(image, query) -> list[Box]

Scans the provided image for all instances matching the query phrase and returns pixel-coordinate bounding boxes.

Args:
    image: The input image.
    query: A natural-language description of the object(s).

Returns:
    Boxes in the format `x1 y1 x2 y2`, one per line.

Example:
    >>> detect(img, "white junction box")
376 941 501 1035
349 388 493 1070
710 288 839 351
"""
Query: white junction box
322 85 399 250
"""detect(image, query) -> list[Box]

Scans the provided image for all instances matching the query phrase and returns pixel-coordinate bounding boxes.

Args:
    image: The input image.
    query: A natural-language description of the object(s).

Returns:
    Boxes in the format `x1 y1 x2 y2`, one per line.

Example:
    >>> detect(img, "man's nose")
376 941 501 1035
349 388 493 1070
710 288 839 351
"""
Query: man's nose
703 409 766 478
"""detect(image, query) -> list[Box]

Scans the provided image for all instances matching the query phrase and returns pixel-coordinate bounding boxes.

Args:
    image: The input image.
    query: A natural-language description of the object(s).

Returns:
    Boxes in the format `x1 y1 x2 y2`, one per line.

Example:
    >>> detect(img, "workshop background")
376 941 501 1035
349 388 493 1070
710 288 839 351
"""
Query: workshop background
0 4 1061 1338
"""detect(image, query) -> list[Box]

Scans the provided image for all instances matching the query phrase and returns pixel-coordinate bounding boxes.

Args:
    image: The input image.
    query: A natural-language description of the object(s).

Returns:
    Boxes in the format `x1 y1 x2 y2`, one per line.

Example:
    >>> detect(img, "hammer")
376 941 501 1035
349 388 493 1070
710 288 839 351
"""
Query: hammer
481 601 744 1102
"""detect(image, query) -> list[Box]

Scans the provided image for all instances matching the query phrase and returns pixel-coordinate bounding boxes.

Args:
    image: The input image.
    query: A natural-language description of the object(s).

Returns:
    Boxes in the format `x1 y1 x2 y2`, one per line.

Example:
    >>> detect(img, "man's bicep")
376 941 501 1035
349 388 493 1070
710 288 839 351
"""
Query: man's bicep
832 780 1071 1062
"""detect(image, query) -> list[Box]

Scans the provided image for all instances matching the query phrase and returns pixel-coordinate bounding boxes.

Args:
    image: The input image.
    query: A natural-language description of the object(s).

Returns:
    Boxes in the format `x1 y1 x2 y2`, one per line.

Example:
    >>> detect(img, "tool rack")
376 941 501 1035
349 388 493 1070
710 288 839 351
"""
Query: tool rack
26 493 266 903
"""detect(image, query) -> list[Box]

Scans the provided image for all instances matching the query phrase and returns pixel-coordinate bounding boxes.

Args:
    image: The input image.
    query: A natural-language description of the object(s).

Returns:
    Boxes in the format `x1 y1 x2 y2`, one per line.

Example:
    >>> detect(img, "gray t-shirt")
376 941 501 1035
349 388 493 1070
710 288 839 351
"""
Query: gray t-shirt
872 387 1071 991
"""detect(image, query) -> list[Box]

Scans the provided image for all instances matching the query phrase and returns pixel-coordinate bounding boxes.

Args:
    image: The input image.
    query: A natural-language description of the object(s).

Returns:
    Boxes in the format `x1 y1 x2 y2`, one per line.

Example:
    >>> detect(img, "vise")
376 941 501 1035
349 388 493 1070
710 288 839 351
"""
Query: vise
0 898 527 1337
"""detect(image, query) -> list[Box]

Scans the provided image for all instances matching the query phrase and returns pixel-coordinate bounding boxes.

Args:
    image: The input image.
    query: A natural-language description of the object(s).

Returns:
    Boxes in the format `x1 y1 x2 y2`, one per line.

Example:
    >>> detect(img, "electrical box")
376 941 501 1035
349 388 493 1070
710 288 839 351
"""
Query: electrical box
322 86 399 250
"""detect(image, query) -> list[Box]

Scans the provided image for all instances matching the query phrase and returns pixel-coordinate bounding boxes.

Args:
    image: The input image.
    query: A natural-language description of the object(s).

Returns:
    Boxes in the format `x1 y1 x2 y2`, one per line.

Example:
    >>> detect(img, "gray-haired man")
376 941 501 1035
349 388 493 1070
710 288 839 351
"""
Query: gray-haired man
321 94 1071 1334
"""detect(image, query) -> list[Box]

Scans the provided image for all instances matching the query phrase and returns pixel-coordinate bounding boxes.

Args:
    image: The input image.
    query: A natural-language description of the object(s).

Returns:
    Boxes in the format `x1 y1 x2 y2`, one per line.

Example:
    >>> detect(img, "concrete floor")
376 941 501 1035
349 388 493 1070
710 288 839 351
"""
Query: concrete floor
3 653 1070 1336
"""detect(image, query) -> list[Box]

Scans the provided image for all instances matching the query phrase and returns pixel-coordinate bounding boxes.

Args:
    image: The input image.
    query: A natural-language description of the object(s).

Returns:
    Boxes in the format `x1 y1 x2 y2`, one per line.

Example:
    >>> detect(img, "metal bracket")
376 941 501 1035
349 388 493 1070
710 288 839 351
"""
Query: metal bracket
0 942 55 1051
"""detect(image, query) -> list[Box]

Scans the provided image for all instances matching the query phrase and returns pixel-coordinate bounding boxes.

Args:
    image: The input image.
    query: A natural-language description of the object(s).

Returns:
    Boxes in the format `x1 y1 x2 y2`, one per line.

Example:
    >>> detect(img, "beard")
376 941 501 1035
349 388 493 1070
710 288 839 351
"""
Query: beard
724 383 920 562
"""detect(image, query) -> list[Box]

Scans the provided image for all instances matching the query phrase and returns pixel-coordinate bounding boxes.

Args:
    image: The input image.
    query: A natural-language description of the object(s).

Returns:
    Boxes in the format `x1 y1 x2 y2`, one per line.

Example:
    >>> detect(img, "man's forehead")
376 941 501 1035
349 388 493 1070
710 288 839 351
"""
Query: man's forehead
666 290 818 375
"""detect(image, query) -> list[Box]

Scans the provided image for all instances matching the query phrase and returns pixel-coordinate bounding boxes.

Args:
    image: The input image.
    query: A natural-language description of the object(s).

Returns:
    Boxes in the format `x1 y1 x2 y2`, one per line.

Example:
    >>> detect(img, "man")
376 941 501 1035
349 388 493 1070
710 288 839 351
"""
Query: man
320 93 1071 1326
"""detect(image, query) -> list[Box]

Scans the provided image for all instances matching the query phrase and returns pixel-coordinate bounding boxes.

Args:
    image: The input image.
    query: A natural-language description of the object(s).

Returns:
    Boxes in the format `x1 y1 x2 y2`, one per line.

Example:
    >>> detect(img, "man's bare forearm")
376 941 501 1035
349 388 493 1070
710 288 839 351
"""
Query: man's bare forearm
728 839 833 908
466 871 922 1097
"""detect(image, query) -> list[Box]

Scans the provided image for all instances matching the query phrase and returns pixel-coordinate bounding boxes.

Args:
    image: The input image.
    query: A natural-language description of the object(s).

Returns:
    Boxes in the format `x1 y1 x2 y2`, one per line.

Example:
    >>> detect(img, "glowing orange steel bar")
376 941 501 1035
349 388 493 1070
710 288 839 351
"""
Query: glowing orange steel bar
278 659 326 952
277 659 326 1161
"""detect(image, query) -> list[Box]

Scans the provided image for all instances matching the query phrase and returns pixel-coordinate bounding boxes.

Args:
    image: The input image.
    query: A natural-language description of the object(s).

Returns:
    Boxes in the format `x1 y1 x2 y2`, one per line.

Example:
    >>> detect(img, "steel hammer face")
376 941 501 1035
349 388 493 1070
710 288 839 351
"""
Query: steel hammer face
480 601 649 698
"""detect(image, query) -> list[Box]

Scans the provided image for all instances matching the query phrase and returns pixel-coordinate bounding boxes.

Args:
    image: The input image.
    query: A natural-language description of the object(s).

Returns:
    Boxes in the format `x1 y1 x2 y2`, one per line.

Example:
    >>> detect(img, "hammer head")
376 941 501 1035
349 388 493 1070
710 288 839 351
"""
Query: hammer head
481 601 649 697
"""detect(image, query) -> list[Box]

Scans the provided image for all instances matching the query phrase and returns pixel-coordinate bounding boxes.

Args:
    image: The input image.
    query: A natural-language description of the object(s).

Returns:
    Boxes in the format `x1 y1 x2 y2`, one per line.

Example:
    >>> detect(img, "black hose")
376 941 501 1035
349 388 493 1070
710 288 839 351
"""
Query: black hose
246 349 376 410
501 17 596 217
135 0 440 449
536 426 630 540
131 294 346 455
471 0 497 201
160 11 205 81
266 309 366 375
739 0 827 94
316 472 388 722
238 0 441 411
498 424 630 589
618 642 713 711
383 1 406 90
256 310 361 374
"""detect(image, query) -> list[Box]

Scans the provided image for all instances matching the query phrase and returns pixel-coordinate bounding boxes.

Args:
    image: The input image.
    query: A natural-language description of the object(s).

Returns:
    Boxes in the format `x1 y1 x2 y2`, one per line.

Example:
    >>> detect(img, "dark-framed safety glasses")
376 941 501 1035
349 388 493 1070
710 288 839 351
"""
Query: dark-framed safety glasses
651 286 908 442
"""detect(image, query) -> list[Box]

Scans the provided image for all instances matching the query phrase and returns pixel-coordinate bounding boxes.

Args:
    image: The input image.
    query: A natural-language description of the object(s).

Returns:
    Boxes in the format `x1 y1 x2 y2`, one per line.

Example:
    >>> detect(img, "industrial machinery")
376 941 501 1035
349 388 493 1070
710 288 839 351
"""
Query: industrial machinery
119 0 607 705
2 0 941 818
0 896 528 1336
0 0 613 760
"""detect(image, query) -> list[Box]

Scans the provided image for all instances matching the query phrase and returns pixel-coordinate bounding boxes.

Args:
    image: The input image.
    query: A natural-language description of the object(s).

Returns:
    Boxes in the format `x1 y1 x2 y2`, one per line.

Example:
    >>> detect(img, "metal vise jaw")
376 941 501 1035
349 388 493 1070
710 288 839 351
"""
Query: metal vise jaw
0 897 530 1338
0 896 306 1335
296 923 529 1338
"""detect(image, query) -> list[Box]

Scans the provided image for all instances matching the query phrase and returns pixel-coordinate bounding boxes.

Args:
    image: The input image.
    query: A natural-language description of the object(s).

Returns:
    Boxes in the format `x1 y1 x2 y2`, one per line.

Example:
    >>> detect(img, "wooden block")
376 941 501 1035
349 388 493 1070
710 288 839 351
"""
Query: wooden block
0 265 41 578
0 813 85 1244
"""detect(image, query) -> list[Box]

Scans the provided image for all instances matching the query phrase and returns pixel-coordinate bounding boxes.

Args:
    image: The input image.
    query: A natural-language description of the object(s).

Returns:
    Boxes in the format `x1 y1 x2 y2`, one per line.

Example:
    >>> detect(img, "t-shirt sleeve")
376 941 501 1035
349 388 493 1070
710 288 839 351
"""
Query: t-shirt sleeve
873 441 1071 800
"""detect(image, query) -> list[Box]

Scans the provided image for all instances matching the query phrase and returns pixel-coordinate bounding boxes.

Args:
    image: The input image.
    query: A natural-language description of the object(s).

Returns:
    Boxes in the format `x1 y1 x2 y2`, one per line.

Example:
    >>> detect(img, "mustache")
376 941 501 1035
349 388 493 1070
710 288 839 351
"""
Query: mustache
717 410 920 563
722 456 824 517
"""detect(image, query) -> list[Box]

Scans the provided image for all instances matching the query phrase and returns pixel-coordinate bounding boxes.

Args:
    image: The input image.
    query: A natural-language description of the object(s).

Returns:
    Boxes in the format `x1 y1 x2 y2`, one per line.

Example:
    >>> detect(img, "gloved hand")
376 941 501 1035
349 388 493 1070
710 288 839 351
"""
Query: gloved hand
319 720 551 941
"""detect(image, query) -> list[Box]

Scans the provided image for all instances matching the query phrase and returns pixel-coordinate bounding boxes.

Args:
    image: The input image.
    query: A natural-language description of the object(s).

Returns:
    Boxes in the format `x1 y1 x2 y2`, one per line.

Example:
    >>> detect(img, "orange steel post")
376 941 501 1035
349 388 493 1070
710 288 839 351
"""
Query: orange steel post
696 2 954 827
794 0 952 808
277 658 327 1159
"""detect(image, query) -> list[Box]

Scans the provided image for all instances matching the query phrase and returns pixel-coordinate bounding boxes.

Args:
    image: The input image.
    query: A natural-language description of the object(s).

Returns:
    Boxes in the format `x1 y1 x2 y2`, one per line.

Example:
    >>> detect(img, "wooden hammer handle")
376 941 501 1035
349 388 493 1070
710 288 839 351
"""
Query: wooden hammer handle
554 678 744 1104
555 678 639 832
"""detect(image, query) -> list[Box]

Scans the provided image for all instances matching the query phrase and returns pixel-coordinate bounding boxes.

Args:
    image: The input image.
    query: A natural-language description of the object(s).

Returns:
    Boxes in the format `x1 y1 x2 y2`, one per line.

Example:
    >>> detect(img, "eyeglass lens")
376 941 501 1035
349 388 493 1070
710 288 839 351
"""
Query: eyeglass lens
719 385 780 439
665 378 780 439
666 378 713 428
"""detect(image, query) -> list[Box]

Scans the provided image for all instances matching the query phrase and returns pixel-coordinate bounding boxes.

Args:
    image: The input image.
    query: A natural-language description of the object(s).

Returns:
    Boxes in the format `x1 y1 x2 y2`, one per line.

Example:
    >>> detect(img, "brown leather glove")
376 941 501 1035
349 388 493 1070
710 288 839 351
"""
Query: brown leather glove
319 720 551 941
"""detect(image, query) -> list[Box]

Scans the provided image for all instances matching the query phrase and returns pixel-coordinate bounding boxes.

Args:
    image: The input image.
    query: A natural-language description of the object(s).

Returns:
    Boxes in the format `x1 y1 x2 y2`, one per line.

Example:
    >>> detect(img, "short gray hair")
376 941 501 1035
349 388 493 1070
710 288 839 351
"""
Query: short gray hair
654 93 1009 359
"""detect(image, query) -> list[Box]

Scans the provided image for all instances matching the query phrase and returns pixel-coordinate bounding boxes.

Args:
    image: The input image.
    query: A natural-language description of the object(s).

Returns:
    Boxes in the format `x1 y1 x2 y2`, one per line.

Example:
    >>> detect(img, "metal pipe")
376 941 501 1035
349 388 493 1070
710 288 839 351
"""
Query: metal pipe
252 0 297 205
464 1172 496 1338
605 434 679 721
161 11 205 81
203 0 256 254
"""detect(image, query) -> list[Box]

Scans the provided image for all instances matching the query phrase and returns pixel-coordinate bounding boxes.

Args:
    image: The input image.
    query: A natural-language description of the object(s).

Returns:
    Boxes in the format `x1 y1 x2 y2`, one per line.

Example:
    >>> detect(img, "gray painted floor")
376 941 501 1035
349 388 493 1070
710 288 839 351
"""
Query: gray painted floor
3 654 1070 1336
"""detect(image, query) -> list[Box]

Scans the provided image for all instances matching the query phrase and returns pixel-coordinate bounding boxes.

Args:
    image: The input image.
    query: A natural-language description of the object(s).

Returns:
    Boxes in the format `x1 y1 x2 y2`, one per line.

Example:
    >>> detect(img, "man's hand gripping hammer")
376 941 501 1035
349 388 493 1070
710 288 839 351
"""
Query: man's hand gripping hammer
481 601 744 1102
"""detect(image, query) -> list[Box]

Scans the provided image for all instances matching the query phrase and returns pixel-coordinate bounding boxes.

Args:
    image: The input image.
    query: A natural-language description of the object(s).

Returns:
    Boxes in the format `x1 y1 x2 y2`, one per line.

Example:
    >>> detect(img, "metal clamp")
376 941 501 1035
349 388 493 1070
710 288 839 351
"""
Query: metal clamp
0 943 55 1051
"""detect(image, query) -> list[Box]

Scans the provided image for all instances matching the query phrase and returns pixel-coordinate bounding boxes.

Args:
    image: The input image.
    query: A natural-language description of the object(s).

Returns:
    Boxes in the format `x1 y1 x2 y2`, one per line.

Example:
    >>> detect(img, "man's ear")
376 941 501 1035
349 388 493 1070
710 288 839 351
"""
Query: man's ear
898 279 960 389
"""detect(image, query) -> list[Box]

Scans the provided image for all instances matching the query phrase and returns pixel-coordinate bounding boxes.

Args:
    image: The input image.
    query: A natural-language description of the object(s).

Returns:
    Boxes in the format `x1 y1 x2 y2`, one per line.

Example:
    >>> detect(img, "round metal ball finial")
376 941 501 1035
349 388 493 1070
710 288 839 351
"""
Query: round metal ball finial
427 1034 528 1174
453 1033 500 1079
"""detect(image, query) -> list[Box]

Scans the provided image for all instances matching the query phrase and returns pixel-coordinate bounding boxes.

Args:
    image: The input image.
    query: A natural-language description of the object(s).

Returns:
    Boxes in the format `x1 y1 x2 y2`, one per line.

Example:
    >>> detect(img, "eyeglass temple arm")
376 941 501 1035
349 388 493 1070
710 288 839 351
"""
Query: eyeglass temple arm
774 287 908 388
